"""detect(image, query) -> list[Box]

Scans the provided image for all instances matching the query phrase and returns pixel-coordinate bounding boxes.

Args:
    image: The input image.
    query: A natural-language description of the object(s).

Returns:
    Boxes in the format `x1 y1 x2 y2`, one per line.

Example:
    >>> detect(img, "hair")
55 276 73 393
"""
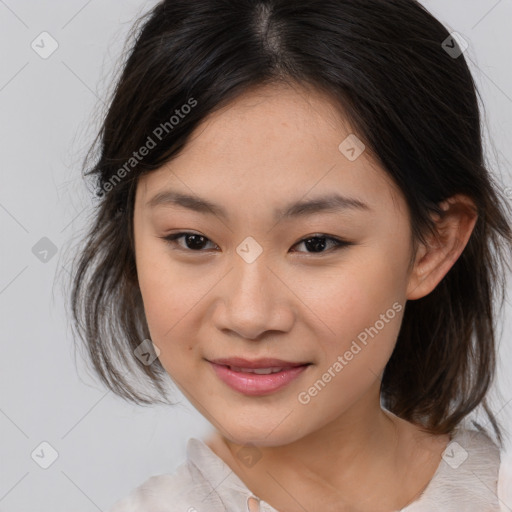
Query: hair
67 0 512 446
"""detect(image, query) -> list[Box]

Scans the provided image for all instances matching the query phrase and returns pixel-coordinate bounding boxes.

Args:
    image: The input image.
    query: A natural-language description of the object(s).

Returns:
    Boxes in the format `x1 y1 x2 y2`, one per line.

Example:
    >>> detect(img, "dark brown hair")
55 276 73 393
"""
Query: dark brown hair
66 0 512 446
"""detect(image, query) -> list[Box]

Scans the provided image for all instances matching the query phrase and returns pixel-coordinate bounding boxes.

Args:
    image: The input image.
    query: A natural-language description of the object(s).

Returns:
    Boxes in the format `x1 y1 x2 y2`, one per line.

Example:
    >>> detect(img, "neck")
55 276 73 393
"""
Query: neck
232 399 400 486
205 390 432 511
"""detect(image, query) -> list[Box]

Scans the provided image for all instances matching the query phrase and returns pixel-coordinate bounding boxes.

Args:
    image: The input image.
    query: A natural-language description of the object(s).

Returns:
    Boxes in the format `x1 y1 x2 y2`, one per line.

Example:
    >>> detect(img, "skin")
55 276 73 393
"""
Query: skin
133 82 478 511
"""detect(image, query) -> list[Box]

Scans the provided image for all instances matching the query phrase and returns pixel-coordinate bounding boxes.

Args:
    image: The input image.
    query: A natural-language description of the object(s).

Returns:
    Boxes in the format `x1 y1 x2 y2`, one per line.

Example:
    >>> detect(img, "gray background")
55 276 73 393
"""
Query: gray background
1 1 511 511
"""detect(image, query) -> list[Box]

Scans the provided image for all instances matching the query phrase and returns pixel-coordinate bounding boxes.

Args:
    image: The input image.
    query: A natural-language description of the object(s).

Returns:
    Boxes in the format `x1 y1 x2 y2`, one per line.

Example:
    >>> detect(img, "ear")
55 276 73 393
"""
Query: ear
406 194 478 300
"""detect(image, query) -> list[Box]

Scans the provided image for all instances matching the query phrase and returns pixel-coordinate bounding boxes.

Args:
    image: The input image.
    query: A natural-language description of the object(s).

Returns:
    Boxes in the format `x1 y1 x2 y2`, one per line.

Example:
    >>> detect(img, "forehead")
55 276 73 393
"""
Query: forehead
136 83 406 218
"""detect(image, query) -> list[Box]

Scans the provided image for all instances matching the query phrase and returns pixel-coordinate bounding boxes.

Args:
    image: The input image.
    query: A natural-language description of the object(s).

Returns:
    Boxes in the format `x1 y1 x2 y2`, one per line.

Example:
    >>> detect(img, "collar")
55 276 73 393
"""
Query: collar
185 427 500 511
186 437 279 512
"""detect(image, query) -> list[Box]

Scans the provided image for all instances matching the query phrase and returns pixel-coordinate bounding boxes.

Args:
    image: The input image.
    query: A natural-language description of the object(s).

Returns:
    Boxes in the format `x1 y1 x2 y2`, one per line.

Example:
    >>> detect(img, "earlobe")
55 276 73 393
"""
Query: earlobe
406 195 478 301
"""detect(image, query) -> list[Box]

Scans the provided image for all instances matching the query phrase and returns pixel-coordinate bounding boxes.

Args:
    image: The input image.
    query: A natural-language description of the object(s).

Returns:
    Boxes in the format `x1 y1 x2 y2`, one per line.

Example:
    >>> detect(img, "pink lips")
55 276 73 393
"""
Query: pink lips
207 357 311 396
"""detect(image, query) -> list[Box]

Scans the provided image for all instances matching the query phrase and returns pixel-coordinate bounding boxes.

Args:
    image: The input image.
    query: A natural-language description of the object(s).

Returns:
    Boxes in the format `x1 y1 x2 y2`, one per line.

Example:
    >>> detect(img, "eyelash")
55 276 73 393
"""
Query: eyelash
160 232 353 255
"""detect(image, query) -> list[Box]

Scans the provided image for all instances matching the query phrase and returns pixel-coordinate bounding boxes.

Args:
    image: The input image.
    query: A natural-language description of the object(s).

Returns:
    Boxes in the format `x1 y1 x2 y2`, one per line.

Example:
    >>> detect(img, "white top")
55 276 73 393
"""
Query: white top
109 427 512 511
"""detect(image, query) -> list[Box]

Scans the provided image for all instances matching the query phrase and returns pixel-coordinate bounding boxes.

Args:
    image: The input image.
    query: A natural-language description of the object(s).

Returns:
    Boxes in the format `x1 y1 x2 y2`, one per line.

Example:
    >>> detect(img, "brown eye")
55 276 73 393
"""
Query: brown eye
160 232 352 255
161 232 218 251
291 235 352 254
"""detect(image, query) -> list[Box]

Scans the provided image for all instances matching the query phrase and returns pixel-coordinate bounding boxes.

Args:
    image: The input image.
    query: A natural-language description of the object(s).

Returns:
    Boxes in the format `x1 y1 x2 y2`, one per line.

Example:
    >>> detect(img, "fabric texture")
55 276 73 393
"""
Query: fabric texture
109 427 512 511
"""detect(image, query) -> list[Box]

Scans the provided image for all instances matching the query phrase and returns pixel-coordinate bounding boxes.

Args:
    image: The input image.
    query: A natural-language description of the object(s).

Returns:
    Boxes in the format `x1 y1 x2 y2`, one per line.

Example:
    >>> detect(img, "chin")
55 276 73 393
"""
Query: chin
218 421 308 448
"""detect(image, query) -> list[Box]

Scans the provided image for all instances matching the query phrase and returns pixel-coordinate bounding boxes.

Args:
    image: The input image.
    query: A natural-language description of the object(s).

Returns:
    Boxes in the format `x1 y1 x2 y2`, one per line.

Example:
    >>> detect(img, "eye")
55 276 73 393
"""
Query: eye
161 232 219 251
291 234 353 254
161 232 353 254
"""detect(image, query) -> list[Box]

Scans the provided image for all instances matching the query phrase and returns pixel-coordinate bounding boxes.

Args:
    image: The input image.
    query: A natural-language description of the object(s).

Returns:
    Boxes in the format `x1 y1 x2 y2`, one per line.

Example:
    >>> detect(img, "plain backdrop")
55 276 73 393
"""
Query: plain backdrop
1 1 511 511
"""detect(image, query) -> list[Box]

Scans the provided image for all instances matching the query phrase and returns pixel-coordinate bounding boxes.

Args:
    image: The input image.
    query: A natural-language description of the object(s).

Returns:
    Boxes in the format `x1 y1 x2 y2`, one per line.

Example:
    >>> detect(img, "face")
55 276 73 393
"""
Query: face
133 83 417 447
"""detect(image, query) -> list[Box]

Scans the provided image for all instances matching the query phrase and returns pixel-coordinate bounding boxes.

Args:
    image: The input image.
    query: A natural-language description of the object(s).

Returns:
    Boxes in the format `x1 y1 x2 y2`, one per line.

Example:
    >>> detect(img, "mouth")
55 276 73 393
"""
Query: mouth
208 357 311 370
206 357 312 396
221 366 292 374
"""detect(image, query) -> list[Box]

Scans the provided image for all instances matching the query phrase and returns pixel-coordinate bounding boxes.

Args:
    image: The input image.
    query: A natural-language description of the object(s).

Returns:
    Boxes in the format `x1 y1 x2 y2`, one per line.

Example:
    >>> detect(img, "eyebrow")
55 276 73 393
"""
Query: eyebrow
146 189 371 221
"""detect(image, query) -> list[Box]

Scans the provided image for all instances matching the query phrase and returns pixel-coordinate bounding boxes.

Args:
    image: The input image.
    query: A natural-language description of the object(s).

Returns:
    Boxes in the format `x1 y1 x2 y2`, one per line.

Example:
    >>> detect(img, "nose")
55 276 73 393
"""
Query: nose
212 250 294 340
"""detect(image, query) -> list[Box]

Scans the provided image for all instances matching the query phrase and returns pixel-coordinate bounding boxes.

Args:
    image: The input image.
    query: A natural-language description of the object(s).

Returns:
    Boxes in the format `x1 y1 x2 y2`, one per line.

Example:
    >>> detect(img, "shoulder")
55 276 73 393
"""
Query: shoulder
107 463 197 512
404 427 504 511
438 427 512 512
106 437 250 512
454 427 512 510
498 444 512 511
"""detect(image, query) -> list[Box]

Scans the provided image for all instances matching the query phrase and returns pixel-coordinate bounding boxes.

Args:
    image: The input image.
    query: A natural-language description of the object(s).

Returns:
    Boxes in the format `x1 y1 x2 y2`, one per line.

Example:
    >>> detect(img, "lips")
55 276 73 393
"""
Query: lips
209 357 310 370
207 357 311 396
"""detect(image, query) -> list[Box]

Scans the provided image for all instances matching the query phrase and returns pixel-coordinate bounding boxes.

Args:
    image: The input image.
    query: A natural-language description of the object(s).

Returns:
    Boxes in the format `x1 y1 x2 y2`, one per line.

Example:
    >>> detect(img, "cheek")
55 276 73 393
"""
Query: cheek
138 271 198 387
296 260 405 417
309 260 402 334
300 250 407 367
135 239 195 354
